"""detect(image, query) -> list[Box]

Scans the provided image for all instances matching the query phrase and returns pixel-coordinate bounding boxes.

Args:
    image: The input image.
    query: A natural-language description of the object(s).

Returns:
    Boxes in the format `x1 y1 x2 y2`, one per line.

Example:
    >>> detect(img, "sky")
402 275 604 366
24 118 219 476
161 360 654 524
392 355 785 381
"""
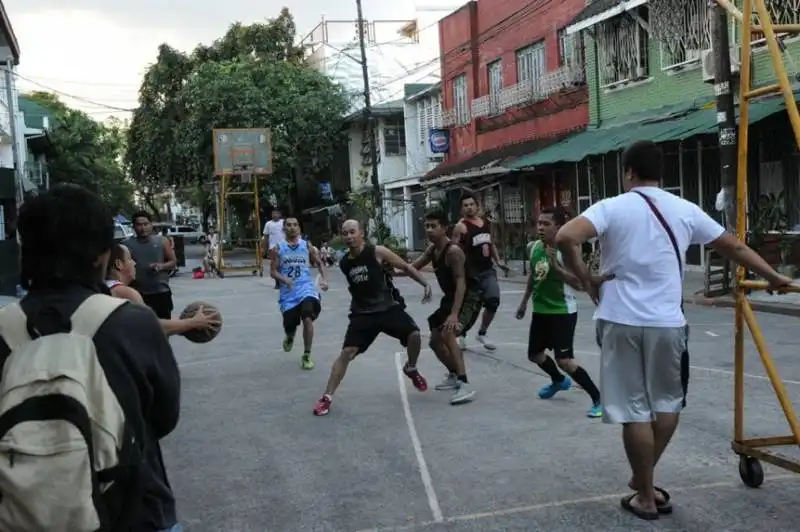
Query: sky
6 0 461 122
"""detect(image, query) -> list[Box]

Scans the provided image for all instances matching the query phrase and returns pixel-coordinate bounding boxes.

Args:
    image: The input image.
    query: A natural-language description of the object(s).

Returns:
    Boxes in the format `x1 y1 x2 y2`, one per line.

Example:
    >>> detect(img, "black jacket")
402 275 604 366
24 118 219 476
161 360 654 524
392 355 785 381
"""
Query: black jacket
0 284 181 531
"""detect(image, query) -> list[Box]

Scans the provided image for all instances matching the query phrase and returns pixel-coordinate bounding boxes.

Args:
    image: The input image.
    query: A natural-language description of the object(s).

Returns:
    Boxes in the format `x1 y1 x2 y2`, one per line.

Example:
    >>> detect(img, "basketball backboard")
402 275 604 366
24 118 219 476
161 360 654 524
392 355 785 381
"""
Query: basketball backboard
212 128 272 176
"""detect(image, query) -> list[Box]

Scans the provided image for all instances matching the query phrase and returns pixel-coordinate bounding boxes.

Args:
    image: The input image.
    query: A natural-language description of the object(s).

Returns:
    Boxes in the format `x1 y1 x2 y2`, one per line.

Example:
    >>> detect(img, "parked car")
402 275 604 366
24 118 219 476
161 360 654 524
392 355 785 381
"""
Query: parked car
149 223 207 245
168 225 206 244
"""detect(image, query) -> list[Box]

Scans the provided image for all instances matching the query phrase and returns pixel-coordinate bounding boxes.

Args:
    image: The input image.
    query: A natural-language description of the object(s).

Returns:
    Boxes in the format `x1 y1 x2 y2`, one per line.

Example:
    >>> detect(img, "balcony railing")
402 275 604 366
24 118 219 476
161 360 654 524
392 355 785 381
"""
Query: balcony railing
494 64 586 112
471 95 490 118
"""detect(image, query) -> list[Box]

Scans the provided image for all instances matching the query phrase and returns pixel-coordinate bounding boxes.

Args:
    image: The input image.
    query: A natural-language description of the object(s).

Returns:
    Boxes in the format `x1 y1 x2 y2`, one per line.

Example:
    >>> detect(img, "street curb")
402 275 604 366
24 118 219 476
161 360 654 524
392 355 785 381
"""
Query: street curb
496 276 800 317
683 293 800 317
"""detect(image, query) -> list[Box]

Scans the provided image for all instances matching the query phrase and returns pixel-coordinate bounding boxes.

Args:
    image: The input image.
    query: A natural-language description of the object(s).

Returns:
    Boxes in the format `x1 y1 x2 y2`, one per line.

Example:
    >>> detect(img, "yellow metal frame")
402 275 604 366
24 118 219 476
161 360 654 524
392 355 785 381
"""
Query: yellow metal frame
718 0 800 486
216 174 264 276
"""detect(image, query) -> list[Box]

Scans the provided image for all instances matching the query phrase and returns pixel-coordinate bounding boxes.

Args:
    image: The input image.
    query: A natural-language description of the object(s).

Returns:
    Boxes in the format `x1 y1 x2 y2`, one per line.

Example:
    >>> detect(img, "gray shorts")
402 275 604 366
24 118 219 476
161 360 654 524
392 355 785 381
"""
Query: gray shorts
596 319 689 424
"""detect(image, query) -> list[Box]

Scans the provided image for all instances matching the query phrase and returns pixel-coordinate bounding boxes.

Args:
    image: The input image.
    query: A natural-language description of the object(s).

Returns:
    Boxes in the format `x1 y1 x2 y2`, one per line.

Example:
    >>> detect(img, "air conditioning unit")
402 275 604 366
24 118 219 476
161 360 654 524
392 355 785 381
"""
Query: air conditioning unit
701 47 741 83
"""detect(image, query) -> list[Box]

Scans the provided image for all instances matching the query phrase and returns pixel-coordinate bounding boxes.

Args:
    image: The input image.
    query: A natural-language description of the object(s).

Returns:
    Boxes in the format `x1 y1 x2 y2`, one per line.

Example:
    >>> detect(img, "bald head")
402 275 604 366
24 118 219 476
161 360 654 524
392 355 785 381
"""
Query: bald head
341 219 364 249
342 219 360 232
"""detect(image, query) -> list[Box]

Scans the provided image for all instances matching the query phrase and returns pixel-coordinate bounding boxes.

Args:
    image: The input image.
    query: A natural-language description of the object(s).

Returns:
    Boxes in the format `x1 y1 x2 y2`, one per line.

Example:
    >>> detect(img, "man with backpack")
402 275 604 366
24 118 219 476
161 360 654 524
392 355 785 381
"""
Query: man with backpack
0 184 182 531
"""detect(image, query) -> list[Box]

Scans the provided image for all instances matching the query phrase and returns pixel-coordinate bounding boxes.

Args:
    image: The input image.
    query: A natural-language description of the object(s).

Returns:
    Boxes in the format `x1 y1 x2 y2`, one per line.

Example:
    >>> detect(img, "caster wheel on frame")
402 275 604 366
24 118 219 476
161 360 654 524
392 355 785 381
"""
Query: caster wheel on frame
738 455 764 488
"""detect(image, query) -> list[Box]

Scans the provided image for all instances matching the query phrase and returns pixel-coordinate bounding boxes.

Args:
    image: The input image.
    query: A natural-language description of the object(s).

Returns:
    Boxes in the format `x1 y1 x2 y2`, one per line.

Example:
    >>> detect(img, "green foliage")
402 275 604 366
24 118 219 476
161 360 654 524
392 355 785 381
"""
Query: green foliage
26 92 134 213
125 8 350 228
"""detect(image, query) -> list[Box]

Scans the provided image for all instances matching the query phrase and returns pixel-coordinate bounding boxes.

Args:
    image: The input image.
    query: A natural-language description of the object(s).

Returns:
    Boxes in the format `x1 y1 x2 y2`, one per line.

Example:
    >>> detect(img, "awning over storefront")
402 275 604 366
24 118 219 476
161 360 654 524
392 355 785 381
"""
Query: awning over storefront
507 92 792 170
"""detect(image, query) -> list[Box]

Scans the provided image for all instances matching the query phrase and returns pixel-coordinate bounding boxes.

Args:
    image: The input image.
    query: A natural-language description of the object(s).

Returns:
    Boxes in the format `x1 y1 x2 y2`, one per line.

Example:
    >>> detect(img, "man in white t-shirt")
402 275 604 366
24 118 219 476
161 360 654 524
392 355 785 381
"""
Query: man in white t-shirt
263 209 285 289
554 140 791 521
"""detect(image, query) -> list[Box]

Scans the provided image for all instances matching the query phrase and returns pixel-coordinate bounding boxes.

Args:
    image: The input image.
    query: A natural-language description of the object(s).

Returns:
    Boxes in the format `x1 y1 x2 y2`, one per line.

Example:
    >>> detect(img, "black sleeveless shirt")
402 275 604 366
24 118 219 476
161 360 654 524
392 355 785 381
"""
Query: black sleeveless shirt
432 243 457 307
461 218 493 276
340 245 398 314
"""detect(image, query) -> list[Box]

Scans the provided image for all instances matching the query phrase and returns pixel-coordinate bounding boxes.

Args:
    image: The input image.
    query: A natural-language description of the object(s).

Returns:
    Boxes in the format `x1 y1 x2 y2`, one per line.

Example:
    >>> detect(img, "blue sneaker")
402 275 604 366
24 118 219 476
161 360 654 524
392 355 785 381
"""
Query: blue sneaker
587 402 603 418
538 376 572 399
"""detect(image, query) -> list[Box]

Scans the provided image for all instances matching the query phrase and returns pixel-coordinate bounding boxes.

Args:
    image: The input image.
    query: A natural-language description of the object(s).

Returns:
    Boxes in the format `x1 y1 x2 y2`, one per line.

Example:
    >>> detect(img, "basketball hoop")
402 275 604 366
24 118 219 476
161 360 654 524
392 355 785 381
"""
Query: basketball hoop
240 172 253 184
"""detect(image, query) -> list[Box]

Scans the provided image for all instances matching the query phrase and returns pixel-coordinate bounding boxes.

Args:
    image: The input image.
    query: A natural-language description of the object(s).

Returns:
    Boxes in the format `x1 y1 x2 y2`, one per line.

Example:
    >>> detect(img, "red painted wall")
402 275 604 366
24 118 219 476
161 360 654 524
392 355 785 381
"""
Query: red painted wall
438 0 589 165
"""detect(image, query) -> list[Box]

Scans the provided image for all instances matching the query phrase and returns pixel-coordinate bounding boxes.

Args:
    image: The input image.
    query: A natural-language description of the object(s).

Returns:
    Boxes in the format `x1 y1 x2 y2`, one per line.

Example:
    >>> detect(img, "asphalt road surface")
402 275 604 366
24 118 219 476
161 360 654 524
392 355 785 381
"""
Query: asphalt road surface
165 265 800 532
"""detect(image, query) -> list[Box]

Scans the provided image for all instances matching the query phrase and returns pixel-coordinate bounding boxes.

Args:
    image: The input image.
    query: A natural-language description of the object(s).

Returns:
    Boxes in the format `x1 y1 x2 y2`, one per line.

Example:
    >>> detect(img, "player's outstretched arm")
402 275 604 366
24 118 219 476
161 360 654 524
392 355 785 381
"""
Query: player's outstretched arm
393 244 434 277
375 245 432 296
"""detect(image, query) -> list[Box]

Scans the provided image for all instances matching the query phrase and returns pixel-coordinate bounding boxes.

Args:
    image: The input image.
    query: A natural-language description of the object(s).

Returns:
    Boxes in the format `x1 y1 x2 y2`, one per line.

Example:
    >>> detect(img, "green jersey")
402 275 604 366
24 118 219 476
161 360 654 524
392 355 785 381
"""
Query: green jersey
529 240 577 315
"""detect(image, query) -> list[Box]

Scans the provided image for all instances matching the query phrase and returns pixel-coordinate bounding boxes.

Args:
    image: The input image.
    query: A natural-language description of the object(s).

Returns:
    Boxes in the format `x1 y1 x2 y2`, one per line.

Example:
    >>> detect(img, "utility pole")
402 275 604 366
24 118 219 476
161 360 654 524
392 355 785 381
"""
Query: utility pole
710 2 738 233
355 0 382 225
710 2 738 293
3 59 24 208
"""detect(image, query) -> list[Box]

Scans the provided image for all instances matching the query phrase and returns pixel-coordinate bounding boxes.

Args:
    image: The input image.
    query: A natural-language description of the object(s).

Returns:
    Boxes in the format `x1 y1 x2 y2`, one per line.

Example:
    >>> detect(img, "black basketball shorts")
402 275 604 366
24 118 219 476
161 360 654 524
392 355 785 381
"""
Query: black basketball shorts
343 305 419 355
282 296 322 333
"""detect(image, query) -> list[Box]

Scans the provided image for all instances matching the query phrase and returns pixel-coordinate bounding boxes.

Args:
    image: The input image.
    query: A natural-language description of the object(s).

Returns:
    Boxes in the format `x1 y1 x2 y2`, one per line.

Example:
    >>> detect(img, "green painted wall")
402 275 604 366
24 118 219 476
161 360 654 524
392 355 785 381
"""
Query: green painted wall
586 33 712 126
585 14 800 125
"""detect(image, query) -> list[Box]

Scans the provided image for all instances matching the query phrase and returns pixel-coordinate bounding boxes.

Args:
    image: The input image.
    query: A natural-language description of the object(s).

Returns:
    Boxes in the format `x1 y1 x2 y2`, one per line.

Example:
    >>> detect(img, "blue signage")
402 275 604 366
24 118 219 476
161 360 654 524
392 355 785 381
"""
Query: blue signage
319 182 332 201
429 128 450 154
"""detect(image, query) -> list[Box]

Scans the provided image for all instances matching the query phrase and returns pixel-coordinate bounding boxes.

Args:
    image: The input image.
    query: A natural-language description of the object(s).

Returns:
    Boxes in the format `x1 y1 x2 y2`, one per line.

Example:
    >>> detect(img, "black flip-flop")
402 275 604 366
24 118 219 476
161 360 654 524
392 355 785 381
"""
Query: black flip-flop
655 486 673 514
620 494 659 521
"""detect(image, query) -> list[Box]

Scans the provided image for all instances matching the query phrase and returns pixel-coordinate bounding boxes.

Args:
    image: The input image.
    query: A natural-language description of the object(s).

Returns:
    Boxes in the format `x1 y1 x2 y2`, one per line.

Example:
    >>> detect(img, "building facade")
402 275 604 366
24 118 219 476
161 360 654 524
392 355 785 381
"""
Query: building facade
0 0 22 296
424 0 591 260
502 0 800 267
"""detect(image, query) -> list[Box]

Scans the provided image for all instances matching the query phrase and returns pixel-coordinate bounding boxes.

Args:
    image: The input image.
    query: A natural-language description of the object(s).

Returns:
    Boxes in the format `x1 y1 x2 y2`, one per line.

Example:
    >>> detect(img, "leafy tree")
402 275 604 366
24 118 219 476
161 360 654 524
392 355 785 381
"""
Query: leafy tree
26 91 134 213
126 8 348 231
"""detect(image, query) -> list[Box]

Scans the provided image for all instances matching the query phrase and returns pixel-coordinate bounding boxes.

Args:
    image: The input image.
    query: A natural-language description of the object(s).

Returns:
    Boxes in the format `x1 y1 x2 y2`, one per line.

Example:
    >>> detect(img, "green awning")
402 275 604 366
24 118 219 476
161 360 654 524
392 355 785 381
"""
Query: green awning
507 92 790 170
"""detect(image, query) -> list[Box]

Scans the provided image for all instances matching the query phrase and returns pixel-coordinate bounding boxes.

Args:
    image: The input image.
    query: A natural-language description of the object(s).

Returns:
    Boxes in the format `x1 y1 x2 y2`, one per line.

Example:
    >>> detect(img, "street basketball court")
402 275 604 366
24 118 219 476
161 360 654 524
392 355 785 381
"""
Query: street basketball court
165 271 800 531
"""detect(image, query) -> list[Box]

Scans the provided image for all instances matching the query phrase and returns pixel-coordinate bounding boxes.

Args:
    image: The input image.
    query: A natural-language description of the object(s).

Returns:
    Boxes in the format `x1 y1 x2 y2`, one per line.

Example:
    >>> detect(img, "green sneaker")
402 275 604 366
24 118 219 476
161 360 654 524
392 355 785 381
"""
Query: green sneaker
282 335 294 353
301 353 314 370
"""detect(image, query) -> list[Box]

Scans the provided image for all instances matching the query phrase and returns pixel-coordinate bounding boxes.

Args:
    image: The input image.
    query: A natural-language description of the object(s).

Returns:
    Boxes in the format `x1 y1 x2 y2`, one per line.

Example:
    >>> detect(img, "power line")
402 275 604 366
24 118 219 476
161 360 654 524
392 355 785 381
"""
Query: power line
13 72 136 112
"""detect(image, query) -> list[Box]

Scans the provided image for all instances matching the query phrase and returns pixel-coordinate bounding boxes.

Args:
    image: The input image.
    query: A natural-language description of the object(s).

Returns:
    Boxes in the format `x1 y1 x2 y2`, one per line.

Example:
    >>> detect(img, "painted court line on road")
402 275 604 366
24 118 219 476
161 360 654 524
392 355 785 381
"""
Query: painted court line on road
353 474 799 532
394 352 444 524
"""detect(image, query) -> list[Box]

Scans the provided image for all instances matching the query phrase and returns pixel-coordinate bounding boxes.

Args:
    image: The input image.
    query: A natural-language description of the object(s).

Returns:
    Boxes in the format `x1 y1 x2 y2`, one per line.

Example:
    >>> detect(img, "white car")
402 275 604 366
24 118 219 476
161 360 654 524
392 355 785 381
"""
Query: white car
167 225 206 244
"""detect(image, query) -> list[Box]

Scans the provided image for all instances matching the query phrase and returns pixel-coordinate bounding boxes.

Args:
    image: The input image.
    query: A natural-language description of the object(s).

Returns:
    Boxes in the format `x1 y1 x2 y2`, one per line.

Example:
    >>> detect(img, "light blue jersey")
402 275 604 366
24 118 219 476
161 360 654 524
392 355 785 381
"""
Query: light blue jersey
277 239 319 312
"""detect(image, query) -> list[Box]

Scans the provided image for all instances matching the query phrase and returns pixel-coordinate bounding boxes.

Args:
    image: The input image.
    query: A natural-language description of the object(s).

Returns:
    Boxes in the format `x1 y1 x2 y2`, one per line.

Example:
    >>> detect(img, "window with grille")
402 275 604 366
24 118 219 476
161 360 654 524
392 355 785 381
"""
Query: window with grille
417 101 425 144
516 42 546 96
596 7 650 86
488 60 503 115
452 74 469 125
557 29 584 67
383 118 406 156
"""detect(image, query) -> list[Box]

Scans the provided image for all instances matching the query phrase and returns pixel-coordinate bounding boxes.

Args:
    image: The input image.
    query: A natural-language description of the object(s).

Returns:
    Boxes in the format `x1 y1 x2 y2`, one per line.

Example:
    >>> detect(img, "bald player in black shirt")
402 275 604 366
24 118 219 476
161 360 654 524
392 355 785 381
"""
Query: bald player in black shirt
313 220 433 416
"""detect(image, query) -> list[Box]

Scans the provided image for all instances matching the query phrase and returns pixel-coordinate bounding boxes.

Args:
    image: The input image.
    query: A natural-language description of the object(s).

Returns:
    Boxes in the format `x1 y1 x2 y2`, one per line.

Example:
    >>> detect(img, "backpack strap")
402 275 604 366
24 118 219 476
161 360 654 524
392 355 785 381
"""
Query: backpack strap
0 303 32 350
70 294 128 338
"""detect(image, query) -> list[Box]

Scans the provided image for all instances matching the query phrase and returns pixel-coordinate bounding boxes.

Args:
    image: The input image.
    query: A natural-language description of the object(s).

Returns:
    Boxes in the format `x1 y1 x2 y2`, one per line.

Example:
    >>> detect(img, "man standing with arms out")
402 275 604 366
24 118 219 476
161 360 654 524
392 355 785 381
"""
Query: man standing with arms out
125 212 177 319
555 140 792 520
515 208 605 418
452 192 508 351
313 220 432 416
270 216 328 370
263 208 285 289
407 210 479 405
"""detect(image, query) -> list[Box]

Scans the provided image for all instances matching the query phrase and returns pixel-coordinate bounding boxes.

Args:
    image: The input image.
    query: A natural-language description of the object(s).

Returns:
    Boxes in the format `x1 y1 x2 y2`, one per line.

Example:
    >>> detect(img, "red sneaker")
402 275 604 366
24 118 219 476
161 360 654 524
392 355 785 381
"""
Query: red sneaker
313 395 332 416
403 365 428 392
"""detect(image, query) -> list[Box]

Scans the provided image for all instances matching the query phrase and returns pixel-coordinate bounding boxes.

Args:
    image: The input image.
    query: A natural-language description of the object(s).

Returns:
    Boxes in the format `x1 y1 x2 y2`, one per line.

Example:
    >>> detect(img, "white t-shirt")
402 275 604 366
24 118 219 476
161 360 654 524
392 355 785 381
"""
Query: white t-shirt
263 219 285 249
581 186 725 327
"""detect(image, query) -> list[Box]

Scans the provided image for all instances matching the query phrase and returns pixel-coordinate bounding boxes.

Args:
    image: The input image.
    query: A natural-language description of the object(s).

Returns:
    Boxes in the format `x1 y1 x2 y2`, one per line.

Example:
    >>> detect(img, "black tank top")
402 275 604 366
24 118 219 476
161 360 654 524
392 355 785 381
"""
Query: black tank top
340 245 398 314
433 243 457 307
462 218 493 275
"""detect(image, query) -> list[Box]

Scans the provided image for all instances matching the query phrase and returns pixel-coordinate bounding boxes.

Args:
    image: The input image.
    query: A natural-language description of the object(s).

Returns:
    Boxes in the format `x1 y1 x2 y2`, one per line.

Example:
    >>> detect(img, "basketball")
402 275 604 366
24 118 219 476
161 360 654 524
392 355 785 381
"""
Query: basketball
180 301 222 343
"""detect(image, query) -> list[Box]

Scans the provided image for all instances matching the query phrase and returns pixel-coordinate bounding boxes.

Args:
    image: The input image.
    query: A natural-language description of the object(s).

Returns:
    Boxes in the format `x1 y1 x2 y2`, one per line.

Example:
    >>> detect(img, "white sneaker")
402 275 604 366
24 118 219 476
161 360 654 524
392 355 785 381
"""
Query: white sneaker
435 373 459 390
450 383 476 405
458 336 467 349
476 333 496 351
